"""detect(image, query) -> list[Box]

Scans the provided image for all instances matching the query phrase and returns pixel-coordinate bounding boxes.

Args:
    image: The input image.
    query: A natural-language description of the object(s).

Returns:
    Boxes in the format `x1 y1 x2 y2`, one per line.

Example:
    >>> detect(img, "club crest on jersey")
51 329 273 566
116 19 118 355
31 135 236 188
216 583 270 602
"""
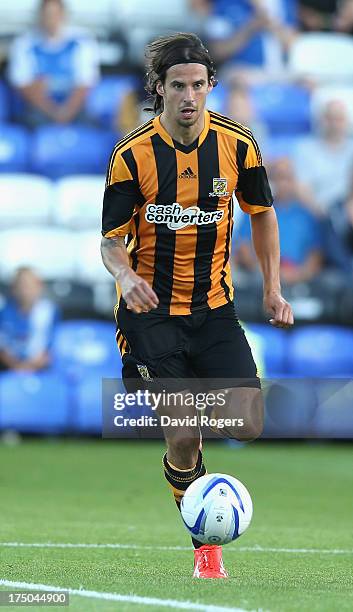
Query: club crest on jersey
136 364 154 382
209 177 229 197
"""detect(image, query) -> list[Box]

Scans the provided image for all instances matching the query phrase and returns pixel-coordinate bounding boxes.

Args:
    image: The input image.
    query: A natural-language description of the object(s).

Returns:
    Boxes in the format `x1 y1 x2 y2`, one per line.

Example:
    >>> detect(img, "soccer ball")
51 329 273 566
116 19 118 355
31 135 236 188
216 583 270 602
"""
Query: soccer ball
180 473 253 545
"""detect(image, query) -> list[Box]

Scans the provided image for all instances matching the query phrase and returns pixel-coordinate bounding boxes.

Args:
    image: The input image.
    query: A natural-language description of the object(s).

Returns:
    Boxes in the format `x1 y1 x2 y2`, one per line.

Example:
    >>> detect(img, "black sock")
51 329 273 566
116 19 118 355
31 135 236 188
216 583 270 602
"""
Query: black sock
163 450 206 549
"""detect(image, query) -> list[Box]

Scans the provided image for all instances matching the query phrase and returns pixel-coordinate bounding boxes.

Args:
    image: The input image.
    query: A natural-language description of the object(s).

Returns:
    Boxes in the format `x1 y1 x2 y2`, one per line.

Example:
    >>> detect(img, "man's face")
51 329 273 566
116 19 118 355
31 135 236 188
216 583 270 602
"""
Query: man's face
321 100 349 139
157 63 212 128
12 270 43 308
271 158 296 202
40 0 65 36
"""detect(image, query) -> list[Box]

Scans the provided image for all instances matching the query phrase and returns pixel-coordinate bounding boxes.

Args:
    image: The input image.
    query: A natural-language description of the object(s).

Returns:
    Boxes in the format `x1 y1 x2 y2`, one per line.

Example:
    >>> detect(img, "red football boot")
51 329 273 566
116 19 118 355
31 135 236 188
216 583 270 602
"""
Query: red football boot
193 544 228 578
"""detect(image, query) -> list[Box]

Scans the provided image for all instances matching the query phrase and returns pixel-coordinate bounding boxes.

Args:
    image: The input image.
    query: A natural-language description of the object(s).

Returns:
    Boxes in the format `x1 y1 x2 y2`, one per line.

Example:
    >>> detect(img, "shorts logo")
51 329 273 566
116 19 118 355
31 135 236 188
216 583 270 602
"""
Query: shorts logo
145 203 224 230
209 177 229 197
136 364 154 382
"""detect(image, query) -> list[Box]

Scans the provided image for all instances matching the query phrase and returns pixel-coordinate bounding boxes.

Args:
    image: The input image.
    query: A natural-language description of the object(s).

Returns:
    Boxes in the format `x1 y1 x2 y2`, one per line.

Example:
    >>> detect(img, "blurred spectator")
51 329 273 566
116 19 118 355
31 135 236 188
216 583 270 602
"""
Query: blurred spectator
234 158 324 284
299 0 353 33
114 76 149 136
226 82 268 149
0 268 59 371
7 0 99 126
192 0 298 81
293 99 353 214
329 174 353 264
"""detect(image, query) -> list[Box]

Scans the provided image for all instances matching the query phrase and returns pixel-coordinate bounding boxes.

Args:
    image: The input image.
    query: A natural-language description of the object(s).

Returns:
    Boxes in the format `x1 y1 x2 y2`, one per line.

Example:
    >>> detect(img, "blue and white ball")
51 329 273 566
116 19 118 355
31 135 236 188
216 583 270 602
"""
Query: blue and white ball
180 473 253 545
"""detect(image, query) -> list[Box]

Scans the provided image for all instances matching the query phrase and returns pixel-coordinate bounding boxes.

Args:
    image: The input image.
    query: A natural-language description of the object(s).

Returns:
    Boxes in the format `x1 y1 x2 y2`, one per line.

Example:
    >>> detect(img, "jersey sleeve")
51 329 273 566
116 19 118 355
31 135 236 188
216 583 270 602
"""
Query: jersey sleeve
102 148 144 238
235 136 273 215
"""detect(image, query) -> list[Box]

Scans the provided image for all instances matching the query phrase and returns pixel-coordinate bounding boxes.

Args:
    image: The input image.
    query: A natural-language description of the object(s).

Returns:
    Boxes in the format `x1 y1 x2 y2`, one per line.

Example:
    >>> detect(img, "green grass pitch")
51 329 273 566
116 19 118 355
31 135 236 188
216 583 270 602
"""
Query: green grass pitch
0 439 352 611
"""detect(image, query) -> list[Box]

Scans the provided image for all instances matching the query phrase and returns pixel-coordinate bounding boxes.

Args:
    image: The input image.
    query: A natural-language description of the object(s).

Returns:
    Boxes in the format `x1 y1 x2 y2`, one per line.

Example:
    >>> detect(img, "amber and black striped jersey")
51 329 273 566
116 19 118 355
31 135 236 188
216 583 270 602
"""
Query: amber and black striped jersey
102 109 273 315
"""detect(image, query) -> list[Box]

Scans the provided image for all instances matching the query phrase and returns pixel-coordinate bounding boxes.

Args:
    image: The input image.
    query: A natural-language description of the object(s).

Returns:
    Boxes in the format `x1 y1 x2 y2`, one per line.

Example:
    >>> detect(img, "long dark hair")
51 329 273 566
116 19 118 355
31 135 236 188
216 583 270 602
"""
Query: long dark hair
145 32 217 114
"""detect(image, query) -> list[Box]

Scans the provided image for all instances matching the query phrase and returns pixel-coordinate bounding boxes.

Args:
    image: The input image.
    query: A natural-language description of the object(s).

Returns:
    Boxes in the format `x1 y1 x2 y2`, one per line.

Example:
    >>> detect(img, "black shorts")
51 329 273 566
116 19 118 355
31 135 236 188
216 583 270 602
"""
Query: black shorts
116 302 260 391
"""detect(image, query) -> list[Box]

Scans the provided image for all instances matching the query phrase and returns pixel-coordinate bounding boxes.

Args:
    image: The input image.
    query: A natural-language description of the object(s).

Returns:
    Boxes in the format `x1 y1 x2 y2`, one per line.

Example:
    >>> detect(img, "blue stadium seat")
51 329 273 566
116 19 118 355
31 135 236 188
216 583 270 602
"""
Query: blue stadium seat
30 125 116 178
263 378 317 438
0 371 70 434
85 75 138 128
52 319 122 381
74 375 158 436
0 173 53 226
264 135 301 161
0 81 9 122
287 326 353 376
246 323 288 376
0 227 76 280
74 372 103 434
0 125 29 171
75 374 131 435
312 379 353 438
250 83 311 135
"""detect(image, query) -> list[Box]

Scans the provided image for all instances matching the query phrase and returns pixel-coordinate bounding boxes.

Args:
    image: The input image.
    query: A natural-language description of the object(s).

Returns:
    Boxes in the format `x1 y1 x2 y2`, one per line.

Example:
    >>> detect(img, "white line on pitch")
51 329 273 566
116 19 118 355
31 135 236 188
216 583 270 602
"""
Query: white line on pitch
1 542 352 555
0 580 252 612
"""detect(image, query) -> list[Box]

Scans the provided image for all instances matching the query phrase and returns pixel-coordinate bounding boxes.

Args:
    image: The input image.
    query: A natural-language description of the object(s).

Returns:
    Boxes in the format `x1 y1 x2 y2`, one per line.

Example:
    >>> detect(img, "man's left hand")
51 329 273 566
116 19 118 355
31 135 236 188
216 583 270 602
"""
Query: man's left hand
263 292 294 328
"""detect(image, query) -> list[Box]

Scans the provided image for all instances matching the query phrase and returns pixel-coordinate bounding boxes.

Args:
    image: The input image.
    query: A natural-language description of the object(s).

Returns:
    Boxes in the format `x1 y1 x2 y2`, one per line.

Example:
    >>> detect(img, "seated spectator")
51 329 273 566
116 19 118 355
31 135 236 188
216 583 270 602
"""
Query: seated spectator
7 0 99 126
0 267 59 371
234 158 324 285
328 173 353 267
192 0 298 82
293 99 353 214
226 82 268 150
114 76 150 136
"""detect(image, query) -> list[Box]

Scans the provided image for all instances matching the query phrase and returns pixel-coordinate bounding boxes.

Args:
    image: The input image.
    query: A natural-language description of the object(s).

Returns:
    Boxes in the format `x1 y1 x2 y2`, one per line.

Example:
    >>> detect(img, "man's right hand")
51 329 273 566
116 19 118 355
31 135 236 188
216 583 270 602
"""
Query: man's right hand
117 268 159 313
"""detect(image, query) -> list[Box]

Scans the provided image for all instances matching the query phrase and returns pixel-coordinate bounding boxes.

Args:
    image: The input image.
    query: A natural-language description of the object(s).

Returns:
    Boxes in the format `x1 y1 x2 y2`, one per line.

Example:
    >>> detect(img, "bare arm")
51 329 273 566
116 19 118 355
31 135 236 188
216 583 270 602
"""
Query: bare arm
54 86 90 123
0 349 50 371
210 17 261 63
18 80 58 119
19 82 89 123
251 208 294 327
100 236 159 313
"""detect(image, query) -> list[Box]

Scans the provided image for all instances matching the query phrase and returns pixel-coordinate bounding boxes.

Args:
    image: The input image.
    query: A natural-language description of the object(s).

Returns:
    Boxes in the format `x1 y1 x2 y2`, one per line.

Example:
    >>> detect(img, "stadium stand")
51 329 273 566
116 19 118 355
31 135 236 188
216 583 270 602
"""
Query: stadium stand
0 81 10 121
74 230 113 283
287 325 353 376
246 324 287 376
85 75 139 129
250 82 311 135
313 379 353 438
263 378 318 438
0 0 352 439
0 370 70 434
0 125 30 172
0 173 53 226
0 227 76 281
52 319 121 381
0 0 35 37
30 125 115 178
53 175 105 229
288 32 353 83
46 280 95 318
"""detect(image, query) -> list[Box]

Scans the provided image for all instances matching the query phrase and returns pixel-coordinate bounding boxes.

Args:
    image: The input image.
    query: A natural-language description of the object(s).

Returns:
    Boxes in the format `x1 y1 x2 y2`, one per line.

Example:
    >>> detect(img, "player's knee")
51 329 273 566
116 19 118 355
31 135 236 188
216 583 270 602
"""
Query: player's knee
167 435 200 469
236 394 264 441
235 414 264 441
209 386 263 441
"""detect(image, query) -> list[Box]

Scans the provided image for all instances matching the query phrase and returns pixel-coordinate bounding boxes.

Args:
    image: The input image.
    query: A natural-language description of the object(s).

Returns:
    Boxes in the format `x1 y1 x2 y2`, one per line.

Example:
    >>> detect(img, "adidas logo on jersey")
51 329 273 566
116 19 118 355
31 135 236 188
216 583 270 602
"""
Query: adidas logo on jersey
178 167 197 179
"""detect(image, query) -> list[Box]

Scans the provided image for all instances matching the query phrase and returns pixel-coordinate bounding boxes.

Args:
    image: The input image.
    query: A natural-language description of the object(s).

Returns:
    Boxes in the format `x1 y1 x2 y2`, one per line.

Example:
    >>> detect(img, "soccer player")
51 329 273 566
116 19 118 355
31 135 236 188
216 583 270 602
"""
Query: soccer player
101 33 294 578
